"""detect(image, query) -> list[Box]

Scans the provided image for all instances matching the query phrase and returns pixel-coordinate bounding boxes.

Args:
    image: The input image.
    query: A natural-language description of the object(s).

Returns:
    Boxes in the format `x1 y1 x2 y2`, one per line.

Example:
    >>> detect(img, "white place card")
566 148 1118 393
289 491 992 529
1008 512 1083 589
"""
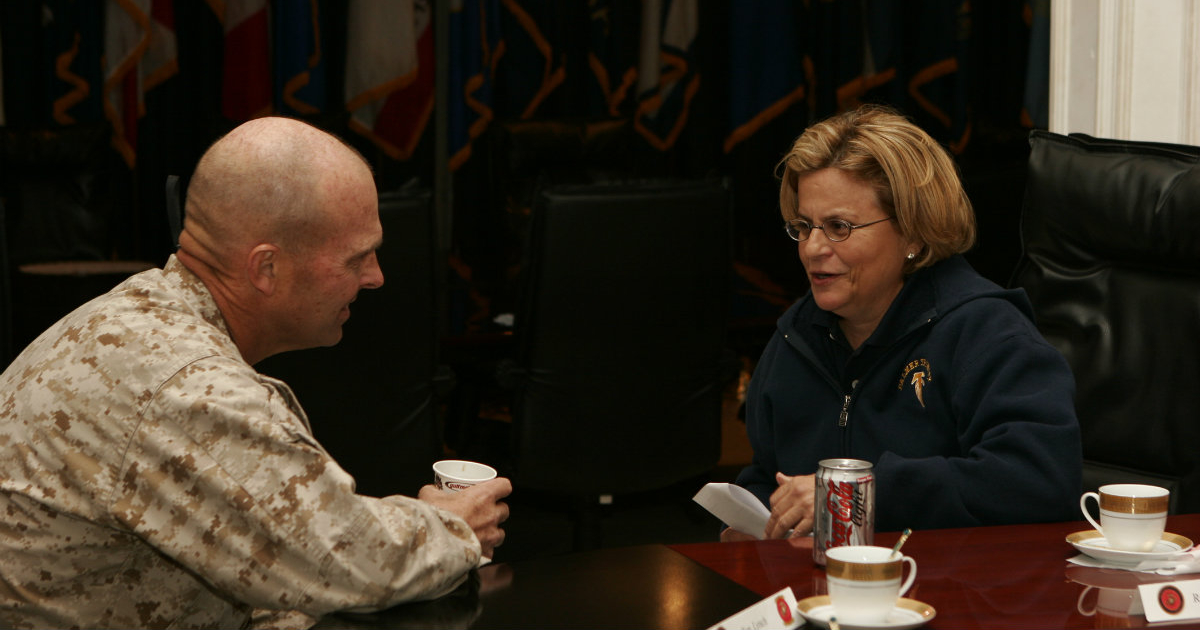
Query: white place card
707 586 801 630
1138 578 1200 622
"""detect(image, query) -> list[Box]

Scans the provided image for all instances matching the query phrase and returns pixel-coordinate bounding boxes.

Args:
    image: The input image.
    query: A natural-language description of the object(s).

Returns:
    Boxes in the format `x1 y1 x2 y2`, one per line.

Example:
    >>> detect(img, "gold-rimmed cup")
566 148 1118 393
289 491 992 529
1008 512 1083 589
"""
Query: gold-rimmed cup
1080 484 1169 552
825 545 917 625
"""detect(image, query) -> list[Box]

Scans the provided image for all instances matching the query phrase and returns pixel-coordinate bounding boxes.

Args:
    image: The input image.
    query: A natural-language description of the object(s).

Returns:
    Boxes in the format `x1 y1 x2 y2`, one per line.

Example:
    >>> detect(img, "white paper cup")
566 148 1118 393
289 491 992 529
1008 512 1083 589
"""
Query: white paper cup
433 460 497 492
825 545 917 625
1080 484 1169 552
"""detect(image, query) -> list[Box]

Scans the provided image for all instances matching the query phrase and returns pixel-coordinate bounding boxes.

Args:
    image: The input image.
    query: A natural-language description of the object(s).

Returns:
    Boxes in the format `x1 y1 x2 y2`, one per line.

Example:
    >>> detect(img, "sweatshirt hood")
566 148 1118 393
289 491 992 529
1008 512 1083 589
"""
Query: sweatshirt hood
777 255 1036 340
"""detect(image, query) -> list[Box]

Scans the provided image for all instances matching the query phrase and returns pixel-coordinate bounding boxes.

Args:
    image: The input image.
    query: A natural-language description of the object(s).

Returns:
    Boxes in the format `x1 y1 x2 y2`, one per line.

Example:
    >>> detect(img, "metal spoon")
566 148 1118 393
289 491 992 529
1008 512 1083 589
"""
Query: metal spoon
890 528 912 558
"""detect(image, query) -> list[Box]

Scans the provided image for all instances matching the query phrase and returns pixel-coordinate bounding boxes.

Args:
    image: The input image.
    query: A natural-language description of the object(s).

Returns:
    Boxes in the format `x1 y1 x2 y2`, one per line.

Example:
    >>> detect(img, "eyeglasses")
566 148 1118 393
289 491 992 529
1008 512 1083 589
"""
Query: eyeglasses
784 216 894 242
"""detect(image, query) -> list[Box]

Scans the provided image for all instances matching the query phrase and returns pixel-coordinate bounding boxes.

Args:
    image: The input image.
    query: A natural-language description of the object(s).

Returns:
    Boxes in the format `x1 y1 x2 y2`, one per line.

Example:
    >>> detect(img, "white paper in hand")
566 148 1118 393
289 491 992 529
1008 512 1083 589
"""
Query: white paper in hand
693 482 771 540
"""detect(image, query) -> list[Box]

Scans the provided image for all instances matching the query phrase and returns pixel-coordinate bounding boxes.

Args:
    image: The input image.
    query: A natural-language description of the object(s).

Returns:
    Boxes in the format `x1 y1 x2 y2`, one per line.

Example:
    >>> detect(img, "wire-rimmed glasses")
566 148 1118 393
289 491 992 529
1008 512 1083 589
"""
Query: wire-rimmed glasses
784 216 894 242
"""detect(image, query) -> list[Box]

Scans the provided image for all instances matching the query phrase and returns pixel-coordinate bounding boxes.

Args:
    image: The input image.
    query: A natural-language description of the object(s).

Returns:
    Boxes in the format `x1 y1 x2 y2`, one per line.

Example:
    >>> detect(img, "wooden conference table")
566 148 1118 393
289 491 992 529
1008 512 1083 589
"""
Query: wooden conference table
317 513 1200 629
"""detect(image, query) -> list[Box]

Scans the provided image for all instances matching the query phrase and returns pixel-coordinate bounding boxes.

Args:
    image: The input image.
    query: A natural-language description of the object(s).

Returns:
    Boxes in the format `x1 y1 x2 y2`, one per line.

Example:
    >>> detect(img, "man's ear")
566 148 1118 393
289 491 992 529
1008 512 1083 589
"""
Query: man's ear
247 243 281 295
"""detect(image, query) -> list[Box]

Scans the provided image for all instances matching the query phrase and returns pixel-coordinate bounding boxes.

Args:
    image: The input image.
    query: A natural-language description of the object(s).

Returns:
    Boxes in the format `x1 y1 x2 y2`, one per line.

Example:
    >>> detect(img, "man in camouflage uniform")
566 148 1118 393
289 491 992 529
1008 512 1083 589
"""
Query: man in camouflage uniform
0 117 511 629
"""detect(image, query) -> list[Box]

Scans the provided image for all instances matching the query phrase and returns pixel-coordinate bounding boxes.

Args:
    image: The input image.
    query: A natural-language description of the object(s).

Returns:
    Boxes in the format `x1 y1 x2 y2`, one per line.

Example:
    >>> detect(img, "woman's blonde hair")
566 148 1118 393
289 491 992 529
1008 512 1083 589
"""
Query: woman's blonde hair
777 105 975 271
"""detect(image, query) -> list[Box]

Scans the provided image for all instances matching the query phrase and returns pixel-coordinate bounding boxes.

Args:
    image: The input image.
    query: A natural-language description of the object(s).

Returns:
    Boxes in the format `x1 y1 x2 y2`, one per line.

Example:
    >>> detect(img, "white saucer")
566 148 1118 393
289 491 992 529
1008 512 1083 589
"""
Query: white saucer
1066 530 1194 565
796 595 936 630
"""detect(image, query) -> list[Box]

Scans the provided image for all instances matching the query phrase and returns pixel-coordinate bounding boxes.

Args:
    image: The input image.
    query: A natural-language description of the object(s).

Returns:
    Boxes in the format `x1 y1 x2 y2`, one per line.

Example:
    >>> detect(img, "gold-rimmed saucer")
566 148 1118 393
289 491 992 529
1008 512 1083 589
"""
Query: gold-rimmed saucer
796 595 935 630
1066 530 1193 565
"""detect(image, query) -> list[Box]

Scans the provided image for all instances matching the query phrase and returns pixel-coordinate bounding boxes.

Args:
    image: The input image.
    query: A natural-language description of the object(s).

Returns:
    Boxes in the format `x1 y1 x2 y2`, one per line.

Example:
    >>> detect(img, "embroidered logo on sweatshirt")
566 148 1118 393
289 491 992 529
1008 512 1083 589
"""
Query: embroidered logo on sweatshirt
898 358 933 408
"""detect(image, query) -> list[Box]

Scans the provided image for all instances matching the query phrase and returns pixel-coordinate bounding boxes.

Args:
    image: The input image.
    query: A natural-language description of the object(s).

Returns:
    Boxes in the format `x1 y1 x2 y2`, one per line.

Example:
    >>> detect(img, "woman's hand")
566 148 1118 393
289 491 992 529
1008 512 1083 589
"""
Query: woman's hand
720 527 759 542
765 472 816 539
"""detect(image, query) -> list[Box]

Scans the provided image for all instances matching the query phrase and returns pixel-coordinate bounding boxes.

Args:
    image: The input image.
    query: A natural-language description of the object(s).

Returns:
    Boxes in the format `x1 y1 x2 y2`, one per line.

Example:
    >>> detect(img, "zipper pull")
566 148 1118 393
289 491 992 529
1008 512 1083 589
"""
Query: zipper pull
838 380 859 427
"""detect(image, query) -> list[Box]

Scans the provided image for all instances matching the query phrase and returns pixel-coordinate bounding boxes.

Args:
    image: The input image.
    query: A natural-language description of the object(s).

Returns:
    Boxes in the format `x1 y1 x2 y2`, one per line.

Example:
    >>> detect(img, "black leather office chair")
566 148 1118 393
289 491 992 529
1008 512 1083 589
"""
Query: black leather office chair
257 188 447 498
1011 130 1200 514
501 178 736 547
0 124 149 356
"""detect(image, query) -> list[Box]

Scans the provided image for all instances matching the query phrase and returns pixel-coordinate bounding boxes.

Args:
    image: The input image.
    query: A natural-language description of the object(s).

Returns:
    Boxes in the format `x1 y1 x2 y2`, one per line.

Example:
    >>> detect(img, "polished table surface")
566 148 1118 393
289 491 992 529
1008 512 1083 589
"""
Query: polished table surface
318 544 762 629
319 514 1200 629
673 512 1200 629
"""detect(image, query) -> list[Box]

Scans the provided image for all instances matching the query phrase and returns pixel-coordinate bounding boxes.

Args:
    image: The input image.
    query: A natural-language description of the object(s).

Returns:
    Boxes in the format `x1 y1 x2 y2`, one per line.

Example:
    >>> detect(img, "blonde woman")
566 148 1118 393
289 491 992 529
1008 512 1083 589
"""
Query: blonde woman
725 105 1081 540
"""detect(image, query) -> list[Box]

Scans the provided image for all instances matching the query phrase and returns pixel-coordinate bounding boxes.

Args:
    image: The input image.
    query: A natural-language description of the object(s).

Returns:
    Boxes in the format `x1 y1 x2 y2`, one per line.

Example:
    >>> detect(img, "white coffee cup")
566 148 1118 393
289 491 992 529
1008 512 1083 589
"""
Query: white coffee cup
433 460 497 492
1077 586 1139 621
825 545 918 625
1080 484 1169 552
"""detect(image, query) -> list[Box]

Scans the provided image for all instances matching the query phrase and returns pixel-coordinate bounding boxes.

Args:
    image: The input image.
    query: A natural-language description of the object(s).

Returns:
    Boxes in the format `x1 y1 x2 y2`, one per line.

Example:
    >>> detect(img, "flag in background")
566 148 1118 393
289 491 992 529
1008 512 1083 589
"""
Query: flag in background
44 0 105 127
448 0 502 171
211 0 272 121
104 0 178 167
835 1 900 112
906 0 971 152
103 0 146 166
497 0 565 121
371 0 435 159
274 0 325 116
634 0 700 151
723 0 806 153
586 0 639 118
345 0 432 160
143 1 178 92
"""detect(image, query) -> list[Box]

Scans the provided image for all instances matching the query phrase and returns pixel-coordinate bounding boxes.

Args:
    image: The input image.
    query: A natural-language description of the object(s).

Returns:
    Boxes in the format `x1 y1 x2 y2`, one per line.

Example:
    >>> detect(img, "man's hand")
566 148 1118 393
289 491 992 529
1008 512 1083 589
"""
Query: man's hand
764 472 815 539
419 478 512 558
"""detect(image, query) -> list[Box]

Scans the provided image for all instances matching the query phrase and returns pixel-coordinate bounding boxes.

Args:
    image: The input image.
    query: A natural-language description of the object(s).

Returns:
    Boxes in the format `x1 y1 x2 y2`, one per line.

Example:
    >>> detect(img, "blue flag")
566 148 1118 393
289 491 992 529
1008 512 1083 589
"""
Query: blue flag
724 0 806 153
274 0 327 116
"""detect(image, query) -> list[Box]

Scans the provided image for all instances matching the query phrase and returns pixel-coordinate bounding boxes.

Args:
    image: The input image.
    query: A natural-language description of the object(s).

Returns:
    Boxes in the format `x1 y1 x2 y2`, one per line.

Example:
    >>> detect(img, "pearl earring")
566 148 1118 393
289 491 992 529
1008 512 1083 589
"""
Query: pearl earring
906 252 916 260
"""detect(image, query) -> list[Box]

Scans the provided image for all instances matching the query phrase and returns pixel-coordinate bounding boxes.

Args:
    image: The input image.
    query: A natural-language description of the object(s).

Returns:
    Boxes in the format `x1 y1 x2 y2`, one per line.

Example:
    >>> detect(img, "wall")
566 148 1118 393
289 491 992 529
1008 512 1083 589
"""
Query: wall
1051 0 1200 144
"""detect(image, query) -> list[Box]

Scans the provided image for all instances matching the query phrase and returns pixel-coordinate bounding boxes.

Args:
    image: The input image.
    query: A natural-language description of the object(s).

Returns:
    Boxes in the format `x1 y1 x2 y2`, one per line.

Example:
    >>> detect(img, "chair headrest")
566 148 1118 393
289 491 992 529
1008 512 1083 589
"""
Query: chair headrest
1023 130 1200 270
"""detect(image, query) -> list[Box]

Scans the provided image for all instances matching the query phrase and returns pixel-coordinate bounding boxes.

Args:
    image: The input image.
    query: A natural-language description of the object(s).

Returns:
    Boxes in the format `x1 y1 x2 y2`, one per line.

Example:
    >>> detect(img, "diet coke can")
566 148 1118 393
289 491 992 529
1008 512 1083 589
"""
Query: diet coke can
813 458 875 565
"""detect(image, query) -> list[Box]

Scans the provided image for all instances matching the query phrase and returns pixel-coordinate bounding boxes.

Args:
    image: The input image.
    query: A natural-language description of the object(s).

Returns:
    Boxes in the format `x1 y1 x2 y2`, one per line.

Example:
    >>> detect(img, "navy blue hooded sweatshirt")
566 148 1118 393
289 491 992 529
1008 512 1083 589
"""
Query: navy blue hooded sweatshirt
735 255 1082 533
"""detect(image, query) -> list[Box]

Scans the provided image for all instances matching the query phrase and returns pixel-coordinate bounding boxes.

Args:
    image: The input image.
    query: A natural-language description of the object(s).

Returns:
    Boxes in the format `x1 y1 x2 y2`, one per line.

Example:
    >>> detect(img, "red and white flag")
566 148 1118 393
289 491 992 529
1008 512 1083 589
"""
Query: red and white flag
211 0 272 121
104 0 178 166
345 0 433 160
144 0 178 91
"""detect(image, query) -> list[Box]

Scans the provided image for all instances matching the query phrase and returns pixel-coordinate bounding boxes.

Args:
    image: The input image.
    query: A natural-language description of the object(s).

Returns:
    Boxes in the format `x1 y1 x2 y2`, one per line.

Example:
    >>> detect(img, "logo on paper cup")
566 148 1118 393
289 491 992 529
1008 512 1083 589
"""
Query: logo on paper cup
433 474 476 492
433 460 497 492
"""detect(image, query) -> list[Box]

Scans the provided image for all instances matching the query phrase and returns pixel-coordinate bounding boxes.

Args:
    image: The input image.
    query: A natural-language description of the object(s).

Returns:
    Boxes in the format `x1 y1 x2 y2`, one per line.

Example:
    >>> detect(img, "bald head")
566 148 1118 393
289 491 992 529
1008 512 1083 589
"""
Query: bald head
175 117 383 364
183 117 373 263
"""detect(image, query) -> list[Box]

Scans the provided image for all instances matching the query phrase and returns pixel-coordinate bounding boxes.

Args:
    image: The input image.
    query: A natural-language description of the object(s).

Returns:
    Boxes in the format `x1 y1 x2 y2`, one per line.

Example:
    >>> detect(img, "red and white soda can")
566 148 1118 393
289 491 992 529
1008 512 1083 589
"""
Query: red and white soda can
813 458 875 565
